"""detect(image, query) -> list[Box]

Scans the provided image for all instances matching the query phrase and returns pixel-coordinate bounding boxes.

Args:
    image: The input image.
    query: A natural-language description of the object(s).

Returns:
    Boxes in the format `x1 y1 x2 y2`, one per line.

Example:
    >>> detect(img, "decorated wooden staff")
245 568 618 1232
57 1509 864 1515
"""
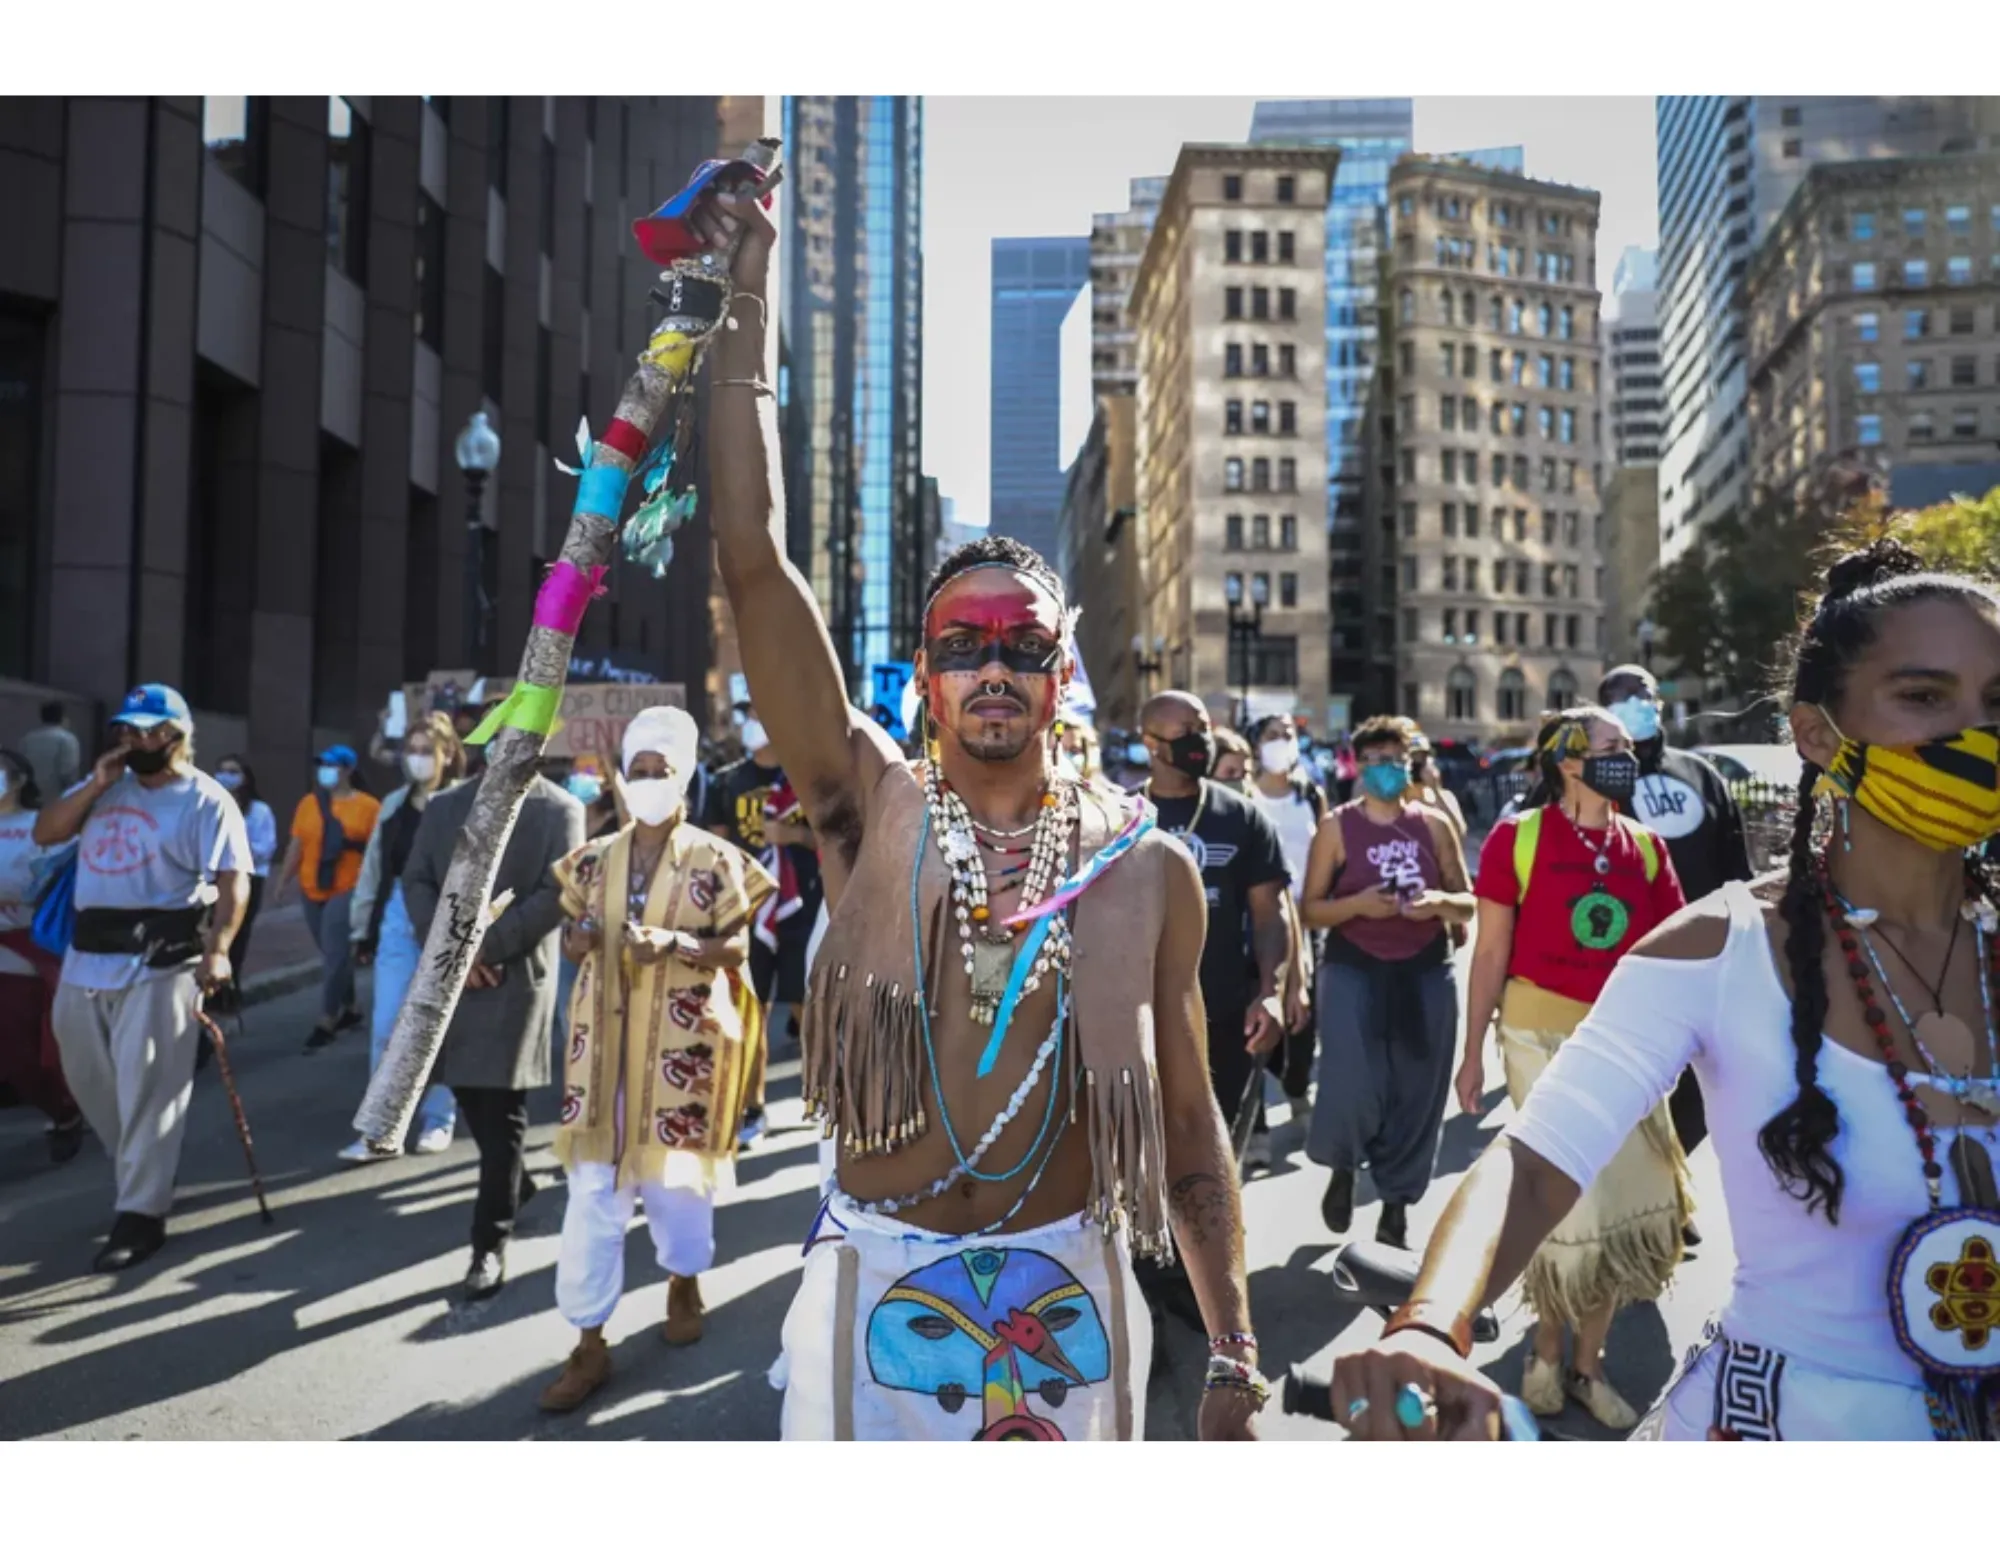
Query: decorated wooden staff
353 138 784 1151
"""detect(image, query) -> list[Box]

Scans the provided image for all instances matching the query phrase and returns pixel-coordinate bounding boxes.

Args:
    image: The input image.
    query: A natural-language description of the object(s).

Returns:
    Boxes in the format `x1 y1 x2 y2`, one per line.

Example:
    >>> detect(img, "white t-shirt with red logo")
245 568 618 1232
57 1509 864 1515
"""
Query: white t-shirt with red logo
62 769 253 991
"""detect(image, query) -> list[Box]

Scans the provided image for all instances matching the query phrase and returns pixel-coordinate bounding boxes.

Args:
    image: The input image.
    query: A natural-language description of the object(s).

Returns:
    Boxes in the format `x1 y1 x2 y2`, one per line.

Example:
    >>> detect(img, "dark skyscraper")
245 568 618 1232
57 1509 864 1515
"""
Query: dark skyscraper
778 95 926 697
989 235 1091 566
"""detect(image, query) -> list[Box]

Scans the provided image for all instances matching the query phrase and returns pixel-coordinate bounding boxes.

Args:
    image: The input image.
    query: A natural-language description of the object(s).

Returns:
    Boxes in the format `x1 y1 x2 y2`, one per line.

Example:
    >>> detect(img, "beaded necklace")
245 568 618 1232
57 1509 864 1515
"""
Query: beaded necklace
1821 861 2000 1440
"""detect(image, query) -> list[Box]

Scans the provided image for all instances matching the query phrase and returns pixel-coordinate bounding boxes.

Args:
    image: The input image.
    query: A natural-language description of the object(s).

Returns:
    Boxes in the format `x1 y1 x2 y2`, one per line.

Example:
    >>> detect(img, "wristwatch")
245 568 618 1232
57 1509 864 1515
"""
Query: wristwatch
1380 1300 1474 1360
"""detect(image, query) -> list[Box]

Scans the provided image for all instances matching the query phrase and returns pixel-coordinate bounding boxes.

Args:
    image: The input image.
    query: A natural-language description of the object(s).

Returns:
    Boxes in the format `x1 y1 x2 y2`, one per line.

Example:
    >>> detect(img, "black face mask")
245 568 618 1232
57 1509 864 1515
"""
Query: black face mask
124 743 176 776
1157 730 1215 779
1580 752 1639 802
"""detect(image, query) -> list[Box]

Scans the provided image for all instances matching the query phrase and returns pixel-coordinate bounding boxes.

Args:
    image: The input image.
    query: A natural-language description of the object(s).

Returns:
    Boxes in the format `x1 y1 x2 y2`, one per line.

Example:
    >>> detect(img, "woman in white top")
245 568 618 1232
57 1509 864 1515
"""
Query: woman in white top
1329 540 2000 1441
1249 715 1329 1127
213 755 278 1008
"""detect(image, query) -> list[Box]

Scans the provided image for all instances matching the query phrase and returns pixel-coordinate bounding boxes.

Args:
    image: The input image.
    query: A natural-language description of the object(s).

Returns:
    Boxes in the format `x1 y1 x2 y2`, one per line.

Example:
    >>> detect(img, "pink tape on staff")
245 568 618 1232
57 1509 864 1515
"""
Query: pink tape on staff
532 562 608 635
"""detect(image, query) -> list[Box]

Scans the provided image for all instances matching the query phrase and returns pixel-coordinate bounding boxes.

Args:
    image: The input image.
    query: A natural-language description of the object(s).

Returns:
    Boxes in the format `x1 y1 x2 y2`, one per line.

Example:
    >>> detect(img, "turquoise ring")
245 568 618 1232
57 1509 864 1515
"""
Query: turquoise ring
1394 1382 1433 1429
1344 1396 1370 1424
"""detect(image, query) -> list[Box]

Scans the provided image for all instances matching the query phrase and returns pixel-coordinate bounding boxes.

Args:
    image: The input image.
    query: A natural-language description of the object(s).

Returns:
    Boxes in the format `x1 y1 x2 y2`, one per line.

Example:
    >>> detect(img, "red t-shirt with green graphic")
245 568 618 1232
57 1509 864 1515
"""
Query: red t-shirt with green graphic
1474 806 1687 1005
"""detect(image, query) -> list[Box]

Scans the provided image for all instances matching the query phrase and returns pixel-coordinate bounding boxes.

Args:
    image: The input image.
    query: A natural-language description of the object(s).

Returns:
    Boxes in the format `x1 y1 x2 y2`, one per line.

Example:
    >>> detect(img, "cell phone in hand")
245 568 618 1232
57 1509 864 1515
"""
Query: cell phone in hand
384 689 408 740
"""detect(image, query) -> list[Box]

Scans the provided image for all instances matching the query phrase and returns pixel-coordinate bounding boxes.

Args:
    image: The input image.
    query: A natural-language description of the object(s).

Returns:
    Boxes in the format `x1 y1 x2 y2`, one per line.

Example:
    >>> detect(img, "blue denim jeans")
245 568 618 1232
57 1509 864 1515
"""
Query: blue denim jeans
370 884 456 1139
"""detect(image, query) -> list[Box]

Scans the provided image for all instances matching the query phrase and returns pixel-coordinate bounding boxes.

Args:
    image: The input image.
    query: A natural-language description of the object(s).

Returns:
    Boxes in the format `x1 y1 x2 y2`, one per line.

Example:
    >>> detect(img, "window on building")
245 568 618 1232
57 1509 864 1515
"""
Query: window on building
1463 394 1478 426
1252 457 1272 491
1226 287 1244 320
1856 311 1880 341
1952 355 1977 386
1949 256 1973 286
1441 449 1458 484
1280 514 1297 550
1402 556 1419 591
1493 561 1508 595
1401 449 1417 482
1224 174 1243 202
1278 288 1296 322
1591 512 1601 547
1908 308 1932 339
1542 612 1559 649
326 97 371 283
1904 207 1927 239
1279 344 1296 378
1541 509 1557 545
1509 301 1524 335
1466 559 1482 594
1488 297 1503 331
1564 512 1581 547
1252 344 1270 376
1488 349 1504 384
1855 362 1881 394
1905 259 1930 287
1857 413 1883 446
1534 354 1552 389
1946 204 1971 237
1400 502 1418 538
1542 561 1559 597
1538 405 1555 439
1439 342 1457 379
1442 502 1459 537
1854 262 1878 291
1466 505 1481 538
1441 290 1456 326
1225 343 1244 377
1539 457 1556 492
1277 230 1295 264
1512 455 1529 489
1563 614 1580 650
1278 457 1297 492
1252 514 1271 548
1251 400 1271 434
202 95 267 194
1463 343 1477 377
414 191 445 350
1404 608 1421 643
1560 306 1576 341
1226 229 1243 263
1400 289 1414 323
1279 400 1296 435
1251 230 1269 264
1560 356 1576 391
1951 307 1975 336
1488 453 1504 487
1226 514 1244 550
1511 351 1528 386
1402 682 1424 718
1853 211 1876 241
1514 511 1529 544
1908 359 1930 390
1954 409 1980 440
1560 408 1577 443
1443 556 1459 592
1442 607 1458 644
1508 403 1526 438
1564 563 1579 598
1276 175 1295 204
1252 287 1271 320
1448 667 1478 722
1226 400 1244 434
1782 138 1802 159
1440 396 1458 432
1780 104 1802 127
1910 411 1935 443
1497 667 1526 721
1225 457 1245 491
1280 572 1298 608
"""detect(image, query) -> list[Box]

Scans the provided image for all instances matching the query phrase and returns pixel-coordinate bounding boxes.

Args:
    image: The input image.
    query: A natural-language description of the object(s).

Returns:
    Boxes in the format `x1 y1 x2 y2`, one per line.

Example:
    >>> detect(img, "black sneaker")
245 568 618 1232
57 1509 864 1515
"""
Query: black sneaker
1320 1167 1356 1235
335 1007 363 1033
93 1212 166 1273
1376 1203 1409 1252
303 1022 338 1053
48 1117 86 1166
463 1247 507 1300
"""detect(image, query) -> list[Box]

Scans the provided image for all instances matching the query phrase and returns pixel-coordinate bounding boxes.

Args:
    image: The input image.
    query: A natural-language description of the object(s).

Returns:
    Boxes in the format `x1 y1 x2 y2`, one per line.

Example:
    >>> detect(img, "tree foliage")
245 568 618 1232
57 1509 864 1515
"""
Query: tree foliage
1834 488 2000 577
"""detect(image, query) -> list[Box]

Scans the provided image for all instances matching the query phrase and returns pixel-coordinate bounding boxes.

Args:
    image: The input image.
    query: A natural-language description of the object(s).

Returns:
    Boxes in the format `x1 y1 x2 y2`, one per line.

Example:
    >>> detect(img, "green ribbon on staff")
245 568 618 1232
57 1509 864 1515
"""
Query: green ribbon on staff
464 682 563 746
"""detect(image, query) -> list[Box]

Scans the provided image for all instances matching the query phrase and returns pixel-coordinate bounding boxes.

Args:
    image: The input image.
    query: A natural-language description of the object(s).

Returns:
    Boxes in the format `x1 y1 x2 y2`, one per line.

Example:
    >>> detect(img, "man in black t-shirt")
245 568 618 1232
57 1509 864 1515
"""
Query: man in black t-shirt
1599 665 1753 1187
1137 693 1291 1132
702 703 821 1148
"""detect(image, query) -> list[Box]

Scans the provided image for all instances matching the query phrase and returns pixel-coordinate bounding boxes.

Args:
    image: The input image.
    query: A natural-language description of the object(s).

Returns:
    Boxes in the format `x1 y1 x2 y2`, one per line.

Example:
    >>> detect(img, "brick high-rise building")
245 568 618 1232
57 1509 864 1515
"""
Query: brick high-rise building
0 95 737 812
1130 144 1339 730
1370 155 1607 746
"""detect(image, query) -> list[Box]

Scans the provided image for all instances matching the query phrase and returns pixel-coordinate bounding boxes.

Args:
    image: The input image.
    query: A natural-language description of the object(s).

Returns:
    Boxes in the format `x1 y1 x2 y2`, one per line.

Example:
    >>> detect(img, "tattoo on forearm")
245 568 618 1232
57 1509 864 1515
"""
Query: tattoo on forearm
1168 1171 1236 1249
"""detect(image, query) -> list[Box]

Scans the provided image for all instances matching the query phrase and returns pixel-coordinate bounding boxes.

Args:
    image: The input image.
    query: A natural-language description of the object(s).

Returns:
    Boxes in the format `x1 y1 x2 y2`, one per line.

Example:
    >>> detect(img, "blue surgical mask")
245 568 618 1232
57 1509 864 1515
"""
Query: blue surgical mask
1126 742 1150 768
567 774 603 805
1360 762 1411 802
215 770 244 791
316 766 341 790
1609 697 1662 743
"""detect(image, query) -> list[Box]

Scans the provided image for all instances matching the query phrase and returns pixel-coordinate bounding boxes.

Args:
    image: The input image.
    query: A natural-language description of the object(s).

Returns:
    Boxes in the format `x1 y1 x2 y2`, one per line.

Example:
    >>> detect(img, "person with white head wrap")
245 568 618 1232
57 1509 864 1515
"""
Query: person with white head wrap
535 703 775 1414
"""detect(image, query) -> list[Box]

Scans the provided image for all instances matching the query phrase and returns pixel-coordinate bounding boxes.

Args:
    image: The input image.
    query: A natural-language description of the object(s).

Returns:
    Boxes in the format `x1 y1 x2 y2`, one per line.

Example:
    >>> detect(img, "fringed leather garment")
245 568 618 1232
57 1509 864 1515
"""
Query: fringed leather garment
799 765 1177 1259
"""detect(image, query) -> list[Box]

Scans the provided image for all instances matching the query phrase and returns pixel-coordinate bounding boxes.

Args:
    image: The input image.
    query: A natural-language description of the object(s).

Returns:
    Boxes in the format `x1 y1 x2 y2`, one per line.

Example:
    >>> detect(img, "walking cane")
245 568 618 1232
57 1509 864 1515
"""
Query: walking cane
194 999 276 1225
1230 1049 1272 1169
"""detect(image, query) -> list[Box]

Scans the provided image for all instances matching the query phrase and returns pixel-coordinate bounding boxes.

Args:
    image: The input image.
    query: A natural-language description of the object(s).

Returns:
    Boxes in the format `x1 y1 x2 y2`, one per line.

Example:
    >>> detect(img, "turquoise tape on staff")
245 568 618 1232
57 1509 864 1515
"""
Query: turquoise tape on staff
575 465 630 520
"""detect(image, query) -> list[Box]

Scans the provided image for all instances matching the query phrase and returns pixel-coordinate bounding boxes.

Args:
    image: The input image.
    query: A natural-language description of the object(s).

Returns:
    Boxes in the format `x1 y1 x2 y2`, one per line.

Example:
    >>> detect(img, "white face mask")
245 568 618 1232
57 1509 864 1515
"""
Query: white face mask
740 716 770 755
1258 740 1299 775
316 766 341 790
623 777 684 828
404 753 437 785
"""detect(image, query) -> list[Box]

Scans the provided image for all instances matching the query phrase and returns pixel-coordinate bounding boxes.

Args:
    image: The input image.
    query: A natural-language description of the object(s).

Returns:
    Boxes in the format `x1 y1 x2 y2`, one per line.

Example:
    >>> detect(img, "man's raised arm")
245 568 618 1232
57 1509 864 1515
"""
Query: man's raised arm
697 190 895 843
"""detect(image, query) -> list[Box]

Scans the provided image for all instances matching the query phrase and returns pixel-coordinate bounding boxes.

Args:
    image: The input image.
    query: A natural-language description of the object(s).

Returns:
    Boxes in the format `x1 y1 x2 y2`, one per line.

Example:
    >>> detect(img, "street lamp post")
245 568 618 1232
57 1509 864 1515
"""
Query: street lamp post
1131 632 1166 701
454 411 502 670
1226 573 1268 729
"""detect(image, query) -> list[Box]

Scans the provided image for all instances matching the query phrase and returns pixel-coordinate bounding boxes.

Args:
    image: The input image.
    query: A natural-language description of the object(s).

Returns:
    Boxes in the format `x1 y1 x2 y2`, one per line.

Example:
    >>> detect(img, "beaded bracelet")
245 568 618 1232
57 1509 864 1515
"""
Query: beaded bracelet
1203 1364 1272 1409
1208 1331 1258 1354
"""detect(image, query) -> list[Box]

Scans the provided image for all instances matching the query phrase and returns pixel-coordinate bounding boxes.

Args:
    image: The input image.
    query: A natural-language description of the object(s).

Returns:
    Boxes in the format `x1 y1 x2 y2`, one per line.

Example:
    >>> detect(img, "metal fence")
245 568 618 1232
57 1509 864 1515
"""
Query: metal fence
1468 772 1801 875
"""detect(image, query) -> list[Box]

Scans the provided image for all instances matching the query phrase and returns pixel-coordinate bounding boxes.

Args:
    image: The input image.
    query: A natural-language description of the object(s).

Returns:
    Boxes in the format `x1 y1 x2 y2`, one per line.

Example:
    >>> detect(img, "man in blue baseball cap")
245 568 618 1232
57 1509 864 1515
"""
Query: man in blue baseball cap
34 683 253 1271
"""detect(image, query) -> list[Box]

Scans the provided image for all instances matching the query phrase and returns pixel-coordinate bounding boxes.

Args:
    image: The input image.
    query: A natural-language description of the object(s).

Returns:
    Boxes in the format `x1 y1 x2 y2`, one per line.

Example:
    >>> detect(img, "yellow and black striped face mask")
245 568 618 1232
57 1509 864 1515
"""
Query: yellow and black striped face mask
1819 720 2000 852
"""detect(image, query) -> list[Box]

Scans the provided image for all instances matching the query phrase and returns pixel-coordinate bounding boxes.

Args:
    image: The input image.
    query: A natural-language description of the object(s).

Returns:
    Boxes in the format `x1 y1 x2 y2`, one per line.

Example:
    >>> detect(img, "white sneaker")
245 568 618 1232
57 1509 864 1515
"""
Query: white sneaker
412 1125 455 1155
338 1137 398 1165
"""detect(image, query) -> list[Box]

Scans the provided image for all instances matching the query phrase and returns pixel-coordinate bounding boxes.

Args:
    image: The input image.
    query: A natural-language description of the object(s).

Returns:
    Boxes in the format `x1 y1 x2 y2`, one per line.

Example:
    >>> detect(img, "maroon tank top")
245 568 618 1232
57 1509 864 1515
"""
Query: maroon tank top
1324 802 1444 962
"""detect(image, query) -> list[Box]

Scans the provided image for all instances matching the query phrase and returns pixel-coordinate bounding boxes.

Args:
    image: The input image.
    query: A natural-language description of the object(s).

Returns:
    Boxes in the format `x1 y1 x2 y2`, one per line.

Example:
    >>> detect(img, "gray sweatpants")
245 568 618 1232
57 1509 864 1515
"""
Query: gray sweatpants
1306 955 1458 1206
51 973 202 1217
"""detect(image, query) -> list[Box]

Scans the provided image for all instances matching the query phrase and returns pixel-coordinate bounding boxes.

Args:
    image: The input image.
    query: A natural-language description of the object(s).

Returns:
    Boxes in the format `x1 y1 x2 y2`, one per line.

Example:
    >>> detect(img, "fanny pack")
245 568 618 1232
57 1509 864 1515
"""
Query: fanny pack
71 906 207 969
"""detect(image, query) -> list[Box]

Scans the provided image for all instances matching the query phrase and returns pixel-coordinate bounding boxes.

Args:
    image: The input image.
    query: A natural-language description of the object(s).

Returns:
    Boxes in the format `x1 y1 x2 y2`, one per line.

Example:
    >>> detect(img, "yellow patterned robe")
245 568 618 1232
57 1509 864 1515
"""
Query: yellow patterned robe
550 820 773 1194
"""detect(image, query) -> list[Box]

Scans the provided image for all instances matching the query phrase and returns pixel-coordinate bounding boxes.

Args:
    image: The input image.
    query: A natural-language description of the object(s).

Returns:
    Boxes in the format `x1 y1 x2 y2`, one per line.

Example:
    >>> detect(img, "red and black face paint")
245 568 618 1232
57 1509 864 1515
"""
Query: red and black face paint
923 589 1065 676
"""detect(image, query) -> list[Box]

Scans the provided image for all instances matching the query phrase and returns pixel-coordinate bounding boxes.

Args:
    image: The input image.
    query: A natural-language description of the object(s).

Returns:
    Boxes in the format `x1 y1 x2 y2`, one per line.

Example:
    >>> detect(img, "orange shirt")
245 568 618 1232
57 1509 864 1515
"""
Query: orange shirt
291 790 381 901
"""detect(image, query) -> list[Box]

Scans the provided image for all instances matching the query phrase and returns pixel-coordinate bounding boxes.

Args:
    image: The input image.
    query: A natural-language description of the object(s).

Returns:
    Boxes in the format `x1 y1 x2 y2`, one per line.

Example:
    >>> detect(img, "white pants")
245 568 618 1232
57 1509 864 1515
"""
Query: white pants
51 974 201 1217
555 1160 716 1329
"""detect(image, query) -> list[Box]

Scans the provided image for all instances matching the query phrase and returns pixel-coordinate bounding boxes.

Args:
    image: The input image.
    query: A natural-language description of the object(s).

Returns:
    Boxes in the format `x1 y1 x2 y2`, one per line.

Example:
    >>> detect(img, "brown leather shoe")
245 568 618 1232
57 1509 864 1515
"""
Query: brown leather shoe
538 1330 612 1413
663 1274 705 1346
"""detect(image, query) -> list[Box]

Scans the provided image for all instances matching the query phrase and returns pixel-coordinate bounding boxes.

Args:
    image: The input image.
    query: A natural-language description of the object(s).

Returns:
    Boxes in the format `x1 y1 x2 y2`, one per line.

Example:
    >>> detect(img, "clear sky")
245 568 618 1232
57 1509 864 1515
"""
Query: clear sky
923 96 1660 528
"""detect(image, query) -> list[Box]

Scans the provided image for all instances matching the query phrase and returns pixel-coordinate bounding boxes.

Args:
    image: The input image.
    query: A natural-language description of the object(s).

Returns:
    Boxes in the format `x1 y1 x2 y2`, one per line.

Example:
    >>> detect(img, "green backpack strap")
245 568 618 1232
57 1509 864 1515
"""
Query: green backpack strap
1512 808 1543 903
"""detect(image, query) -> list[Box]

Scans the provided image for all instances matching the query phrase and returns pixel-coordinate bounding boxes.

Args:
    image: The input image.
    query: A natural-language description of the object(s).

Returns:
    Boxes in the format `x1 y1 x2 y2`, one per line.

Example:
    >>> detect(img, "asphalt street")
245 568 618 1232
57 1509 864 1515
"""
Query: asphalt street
0 956 1736 1441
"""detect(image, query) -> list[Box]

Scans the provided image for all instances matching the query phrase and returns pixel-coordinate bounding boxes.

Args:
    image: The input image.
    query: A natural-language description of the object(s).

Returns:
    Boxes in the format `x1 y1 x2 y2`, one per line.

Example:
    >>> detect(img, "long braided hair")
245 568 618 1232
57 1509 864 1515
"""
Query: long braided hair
1760 539 2000 1225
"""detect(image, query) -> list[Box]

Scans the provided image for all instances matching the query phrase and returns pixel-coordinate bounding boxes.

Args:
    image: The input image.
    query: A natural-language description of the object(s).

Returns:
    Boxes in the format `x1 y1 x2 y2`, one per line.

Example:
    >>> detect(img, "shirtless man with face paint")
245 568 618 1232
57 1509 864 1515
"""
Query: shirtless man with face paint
693 185 1261 1440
